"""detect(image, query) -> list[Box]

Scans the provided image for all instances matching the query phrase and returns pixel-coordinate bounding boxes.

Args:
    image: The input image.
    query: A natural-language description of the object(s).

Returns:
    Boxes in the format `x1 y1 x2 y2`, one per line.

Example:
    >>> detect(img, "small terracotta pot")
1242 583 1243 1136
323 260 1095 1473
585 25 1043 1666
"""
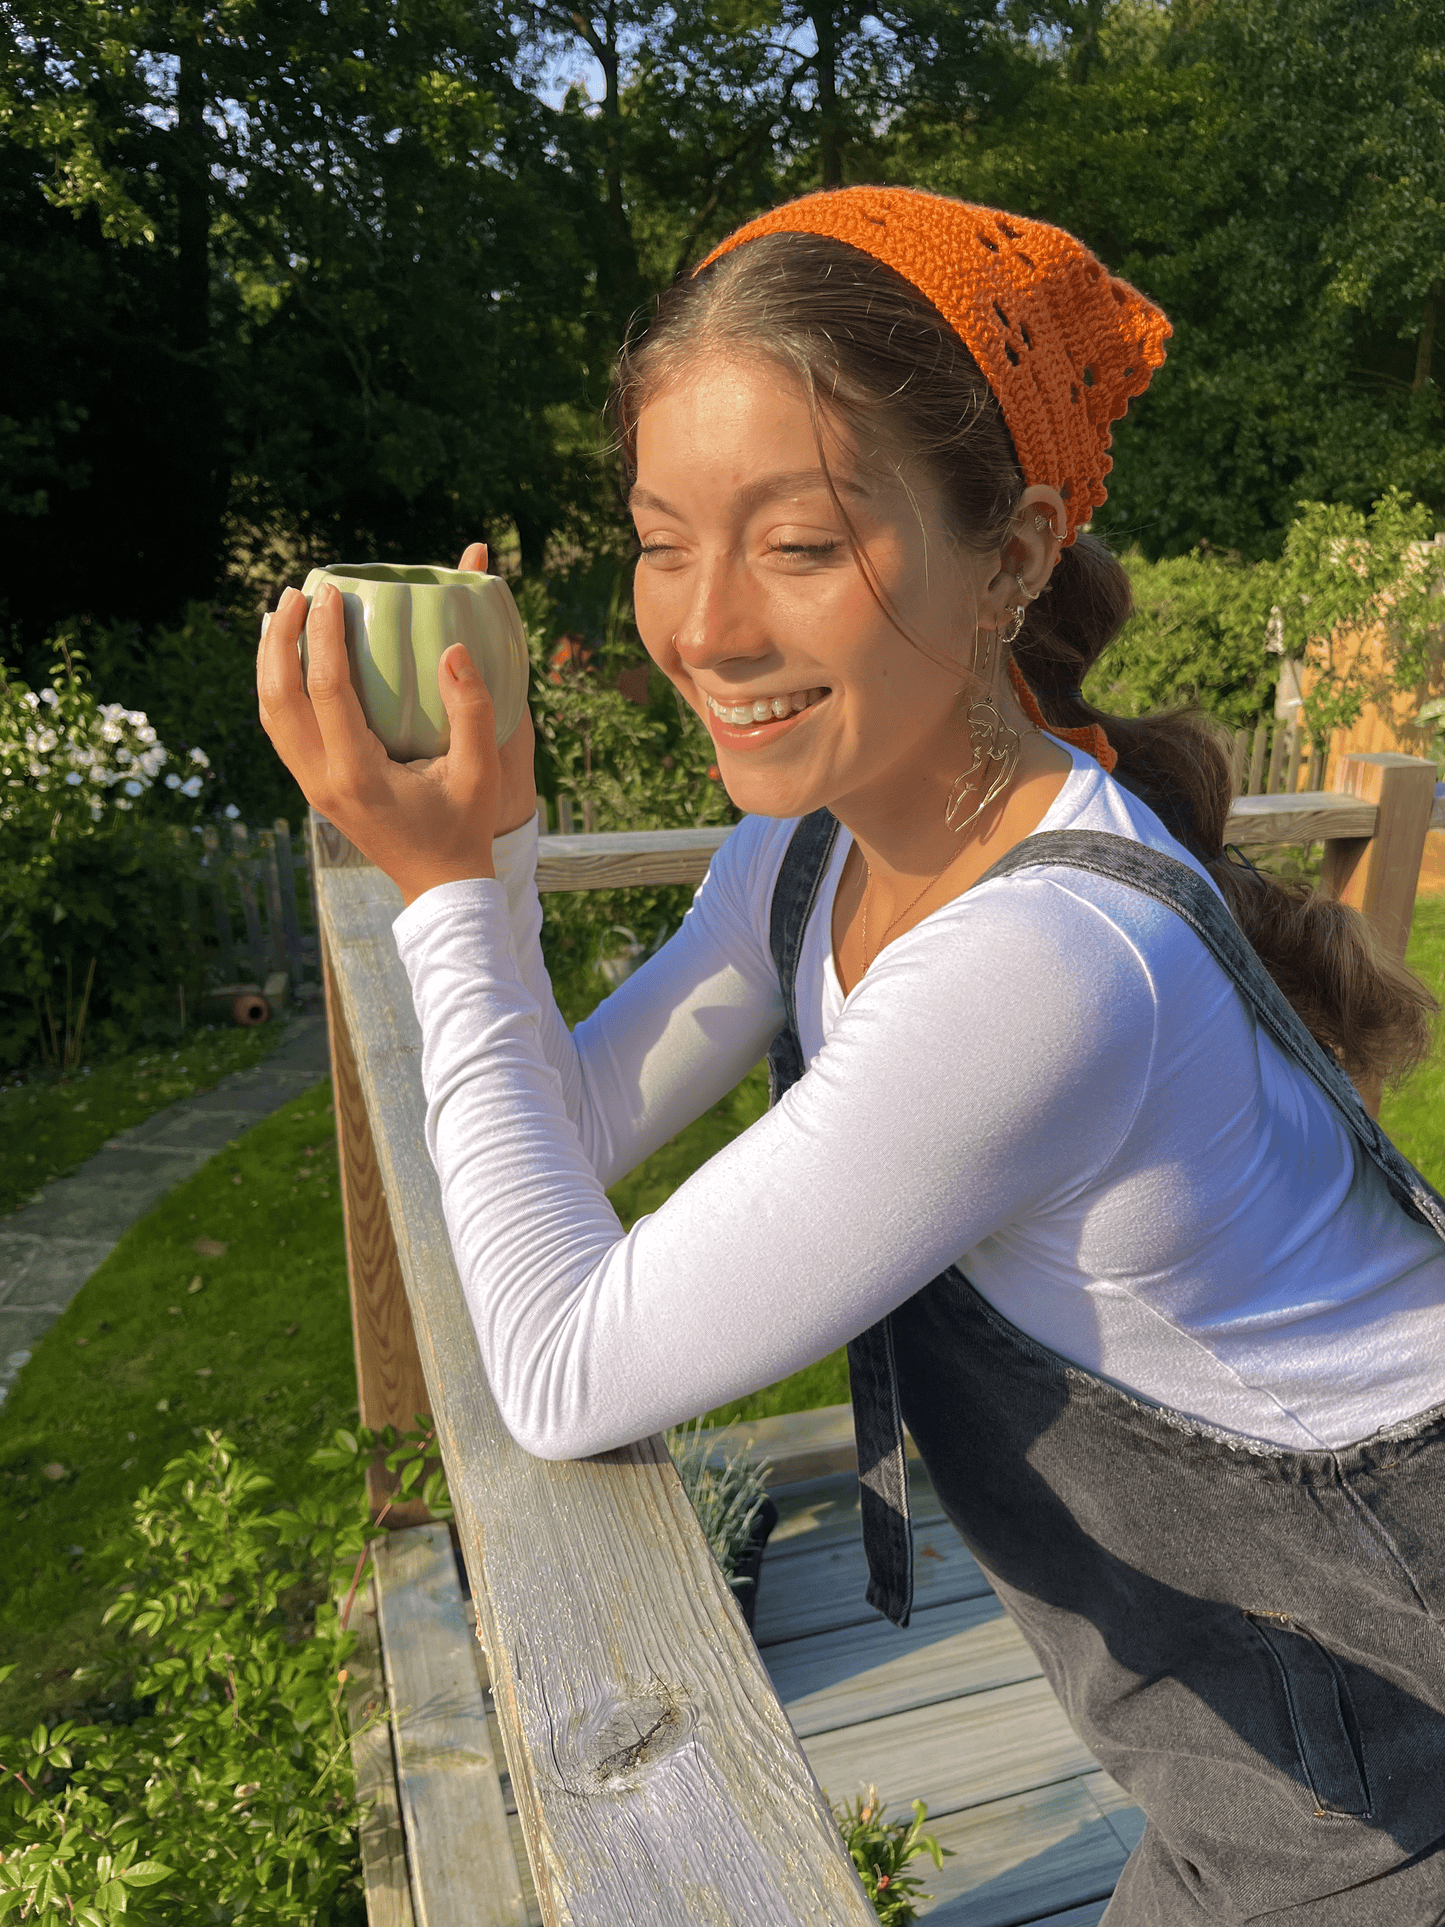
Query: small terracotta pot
299 563 529 762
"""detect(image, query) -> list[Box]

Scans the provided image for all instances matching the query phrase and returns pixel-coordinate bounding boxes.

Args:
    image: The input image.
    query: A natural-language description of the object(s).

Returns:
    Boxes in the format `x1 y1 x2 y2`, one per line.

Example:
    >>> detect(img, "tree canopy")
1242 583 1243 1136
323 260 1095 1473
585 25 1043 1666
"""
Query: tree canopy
3 0 1442 672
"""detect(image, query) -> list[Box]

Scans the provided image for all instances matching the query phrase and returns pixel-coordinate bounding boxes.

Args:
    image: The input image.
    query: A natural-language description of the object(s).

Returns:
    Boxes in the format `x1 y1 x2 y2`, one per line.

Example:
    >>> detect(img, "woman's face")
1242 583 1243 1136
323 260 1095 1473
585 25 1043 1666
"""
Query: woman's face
630 355 1006 828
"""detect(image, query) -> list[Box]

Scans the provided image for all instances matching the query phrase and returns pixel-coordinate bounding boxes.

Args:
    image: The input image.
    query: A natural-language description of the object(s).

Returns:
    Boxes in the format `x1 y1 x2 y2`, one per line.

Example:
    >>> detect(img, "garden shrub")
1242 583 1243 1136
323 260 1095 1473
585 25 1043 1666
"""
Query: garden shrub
0 647 221 1072
0 1433 371 1926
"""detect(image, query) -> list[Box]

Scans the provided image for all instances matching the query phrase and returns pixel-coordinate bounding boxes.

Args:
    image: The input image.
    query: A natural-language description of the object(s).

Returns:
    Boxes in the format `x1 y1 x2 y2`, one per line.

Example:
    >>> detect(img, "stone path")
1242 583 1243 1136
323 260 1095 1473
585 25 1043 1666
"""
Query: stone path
0 1013 333 1406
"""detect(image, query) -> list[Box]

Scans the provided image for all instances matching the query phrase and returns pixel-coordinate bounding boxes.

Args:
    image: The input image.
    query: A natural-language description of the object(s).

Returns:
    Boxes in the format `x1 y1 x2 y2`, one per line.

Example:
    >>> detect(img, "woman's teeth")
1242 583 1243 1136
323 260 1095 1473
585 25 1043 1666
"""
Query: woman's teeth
706 688 825 726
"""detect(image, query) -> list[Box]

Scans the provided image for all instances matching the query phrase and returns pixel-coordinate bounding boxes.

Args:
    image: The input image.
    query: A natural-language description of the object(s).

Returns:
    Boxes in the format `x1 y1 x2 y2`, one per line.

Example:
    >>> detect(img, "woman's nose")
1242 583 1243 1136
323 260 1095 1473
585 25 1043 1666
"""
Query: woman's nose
672 554 768 672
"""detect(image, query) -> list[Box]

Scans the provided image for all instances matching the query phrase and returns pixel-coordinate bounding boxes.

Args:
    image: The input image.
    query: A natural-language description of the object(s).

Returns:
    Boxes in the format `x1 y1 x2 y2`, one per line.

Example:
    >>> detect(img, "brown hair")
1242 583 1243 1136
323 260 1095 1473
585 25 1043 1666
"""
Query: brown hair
610 234 1436 1085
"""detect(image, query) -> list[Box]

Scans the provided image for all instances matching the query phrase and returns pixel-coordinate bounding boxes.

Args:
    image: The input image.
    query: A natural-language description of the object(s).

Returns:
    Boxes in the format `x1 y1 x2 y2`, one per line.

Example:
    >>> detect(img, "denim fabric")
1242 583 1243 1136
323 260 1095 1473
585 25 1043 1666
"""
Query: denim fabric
766 818 1445 1923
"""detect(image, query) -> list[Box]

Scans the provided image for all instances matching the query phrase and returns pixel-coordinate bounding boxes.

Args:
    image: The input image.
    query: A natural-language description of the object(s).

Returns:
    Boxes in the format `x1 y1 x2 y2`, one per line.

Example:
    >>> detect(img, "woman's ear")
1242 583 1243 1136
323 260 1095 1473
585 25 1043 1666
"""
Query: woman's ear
975 484 1067 633
1010 485 1067 599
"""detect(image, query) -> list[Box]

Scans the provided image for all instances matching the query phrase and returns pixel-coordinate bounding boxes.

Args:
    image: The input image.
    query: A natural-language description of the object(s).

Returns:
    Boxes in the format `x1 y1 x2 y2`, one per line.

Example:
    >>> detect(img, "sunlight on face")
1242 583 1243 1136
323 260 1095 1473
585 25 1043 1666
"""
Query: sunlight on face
630 356 1000 825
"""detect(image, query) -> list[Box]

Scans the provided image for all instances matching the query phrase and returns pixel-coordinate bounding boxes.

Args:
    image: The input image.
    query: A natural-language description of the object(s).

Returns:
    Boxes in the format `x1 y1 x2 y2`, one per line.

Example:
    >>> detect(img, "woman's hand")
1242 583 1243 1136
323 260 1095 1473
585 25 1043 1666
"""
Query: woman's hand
256 541 536 908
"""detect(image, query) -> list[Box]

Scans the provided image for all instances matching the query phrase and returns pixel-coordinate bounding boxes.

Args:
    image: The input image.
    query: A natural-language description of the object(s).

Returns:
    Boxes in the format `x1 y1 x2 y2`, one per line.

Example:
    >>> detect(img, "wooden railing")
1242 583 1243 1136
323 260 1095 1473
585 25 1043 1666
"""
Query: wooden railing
313 748 1437 1927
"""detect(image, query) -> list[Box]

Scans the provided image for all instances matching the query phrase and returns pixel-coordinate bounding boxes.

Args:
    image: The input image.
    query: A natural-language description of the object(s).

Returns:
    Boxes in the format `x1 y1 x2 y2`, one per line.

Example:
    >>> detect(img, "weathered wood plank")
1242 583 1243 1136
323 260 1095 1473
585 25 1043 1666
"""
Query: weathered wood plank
319 793 1390 909
753 1515 990 1647
1224 790 1377 847
372 1525 529 1927
535 825 732 892
312 823 876 1927
801 1675 1098 1822
916 1772 1127 1926
343 1577 417 1927
768 1592 1037 1739
320 911 431 1523
1019 1901 1109 1927
1319 753 1437 958
767 1463 945 1557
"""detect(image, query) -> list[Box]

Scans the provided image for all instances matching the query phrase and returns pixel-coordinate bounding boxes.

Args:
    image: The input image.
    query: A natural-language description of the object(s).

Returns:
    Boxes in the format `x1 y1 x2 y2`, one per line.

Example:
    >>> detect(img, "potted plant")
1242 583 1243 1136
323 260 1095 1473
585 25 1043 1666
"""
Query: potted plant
666 1422 778 1630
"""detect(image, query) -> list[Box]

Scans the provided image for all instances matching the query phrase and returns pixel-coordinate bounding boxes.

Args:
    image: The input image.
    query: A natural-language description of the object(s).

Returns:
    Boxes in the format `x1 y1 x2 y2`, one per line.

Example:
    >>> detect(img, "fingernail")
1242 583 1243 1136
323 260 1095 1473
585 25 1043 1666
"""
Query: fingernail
448 650 476 681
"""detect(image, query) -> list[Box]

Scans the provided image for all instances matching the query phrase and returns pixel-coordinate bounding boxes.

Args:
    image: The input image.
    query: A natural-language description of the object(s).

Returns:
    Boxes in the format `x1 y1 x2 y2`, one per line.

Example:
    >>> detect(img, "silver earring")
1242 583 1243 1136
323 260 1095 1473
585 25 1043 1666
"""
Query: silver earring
999 602 1027 649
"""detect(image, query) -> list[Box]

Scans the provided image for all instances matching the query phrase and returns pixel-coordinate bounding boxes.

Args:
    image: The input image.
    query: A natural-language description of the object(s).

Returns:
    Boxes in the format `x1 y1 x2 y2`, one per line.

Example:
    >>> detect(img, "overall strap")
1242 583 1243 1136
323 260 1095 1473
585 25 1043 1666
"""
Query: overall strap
976 831 1445 1243
766 808 916 1626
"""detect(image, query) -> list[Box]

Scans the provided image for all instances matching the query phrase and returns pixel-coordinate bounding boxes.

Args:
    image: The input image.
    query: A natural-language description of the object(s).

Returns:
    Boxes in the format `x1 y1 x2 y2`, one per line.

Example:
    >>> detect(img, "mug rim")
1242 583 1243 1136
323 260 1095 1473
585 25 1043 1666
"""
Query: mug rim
313 563 494 589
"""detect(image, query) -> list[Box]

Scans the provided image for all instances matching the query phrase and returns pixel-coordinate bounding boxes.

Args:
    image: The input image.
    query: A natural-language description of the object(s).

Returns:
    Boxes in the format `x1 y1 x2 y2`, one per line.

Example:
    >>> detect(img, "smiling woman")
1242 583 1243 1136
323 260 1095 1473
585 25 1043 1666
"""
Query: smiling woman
257 187 1445 1924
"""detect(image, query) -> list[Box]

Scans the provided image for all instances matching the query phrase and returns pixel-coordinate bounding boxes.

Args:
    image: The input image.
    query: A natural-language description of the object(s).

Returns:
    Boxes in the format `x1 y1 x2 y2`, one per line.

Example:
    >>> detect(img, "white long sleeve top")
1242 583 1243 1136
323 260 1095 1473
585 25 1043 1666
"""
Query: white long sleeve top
393 739 1445 1458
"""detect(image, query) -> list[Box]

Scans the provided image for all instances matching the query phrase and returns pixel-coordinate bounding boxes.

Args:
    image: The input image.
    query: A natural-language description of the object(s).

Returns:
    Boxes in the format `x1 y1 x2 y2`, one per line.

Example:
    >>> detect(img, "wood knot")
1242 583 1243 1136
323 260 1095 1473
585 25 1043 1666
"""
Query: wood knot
553 1682 696 1793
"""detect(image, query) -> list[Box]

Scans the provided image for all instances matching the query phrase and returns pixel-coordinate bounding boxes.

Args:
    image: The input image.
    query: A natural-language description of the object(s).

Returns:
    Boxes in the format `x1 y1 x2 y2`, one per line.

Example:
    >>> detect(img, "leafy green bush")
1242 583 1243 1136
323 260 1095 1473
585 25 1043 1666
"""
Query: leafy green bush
0 647 227 1072
1092 491 1444 743
0 1433 369 1926
77 603 304 830
514 570 740 1016
1090 548 1280 727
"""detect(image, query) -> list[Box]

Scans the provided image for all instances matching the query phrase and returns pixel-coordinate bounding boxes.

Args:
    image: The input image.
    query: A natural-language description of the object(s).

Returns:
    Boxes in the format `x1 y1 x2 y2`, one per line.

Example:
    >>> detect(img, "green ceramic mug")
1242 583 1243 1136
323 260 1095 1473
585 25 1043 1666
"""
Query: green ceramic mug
298 563 530 761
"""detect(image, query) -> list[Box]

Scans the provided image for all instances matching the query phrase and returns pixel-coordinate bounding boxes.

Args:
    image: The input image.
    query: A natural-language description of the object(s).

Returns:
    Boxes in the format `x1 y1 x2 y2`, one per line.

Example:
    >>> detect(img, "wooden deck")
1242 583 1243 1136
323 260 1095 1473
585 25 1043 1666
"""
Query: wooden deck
356 1461 1142 1926
755 1465 1141 1925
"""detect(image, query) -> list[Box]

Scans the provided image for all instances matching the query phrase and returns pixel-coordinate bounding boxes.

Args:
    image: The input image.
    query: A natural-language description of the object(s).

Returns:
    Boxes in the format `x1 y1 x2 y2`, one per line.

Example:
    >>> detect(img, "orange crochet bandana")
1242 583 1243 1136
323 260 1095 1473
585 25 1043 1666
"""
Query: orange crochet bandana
698 185 1161 774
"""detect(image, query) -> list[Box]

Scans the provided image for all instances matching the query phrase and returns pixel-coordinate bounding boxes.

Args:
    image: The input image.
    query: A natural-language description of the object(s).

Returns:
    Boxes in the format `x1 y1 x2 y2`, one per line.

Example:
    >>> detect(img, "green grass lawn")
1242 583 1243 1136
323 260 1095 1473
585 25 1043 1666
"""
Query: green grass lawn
1380 895 1445 1184
0 1078 354 1735
0 1019 292 1217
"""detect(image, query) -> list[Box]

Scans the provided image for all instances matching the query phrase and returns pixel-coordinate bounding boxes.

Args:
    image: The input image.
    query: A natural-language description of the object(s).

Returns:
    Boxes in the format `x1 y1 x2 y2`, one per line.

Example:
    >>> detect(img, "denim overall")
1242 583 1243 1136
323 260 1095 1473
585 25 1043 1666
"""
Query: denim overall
767 813 1445 1924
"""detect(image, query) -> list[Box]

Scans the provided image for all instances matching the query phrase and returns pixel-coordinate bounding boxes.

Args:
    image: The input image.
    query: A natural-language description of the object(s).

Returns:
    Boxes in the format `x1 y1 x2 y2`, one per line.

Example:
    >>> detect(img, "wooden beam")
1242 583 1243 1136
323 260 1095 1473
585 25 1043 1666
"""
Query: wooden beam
536 825 732 893
1223 791 1376 849
343 1576 417 1927
316 821 432 1524
1319 753 1438 958
311 819 877 1927
372 1525 529 1927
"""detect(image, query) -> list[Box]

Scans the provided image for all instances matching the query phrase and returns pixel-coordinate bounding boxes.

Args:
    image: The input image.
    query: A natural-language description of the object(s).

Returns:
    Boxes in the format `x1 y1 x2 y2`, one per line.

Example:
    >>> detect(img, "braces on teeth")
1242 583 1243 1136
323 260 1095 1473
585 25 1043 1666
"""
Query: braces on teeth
707 689 824 726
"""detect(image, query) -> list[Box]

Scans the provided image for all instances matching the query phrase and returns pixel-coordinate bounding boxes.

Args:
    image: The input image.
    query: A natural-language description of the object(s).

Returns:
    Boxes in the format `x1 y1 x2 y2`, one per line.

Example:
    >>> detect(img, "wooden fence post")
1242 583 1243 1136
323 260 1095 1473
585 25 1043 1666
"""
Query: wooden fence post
312 815 433 1523
231 823 267 977
271 817 308 986
1321 752 1437 1119
1320 753 1437 958
257 830 290 976
202 826 237 982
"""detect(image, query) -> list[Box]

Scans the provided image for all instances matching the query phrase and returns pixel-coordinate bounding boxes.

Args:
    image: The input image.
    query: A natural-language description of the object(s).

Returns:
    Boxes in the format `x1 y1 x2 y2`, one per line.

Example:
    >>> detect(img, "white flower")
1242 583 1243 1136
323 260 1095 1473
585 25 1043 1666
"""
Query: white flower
136 724 156 744
35 729 57 755
101 723 122 744
66 772 82 786
123 779 143 797
115 746 133 764
224 803 240 819
165 773 182 789
126 709 146 727
115 796 132 811
189 748 210 768
39 688 58 707
179 775 203 798
23 691 39 710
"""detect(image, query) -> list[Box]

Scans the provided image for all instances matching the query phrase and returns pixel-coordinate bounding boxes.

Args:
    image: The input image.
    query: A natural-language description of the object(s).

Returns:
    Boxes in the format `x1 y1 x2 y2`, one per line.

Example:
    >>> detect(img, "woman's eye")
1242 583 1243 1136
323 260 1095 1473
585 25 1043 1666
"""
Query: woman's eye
767 539 840 559
638 541 680 560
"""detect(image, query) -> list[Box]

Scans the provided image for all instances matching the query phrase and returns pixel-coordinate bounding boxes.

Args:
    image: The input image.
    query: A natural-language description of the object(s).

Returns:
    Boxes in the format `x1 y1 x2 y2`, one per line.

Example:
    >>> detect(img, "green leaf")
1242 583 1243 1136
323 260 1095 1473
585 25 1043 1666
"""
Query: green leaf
118 1863 172 1886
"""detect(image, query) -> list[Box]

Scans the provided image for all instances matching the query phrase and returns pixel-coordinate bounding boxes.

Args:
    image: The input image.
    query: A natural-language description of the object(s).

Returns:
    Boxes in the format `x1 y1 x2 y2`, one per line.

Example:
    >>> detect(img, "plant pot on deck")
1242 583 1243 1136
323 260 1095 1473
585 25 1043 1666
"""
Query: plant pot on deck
729 1495 780 1632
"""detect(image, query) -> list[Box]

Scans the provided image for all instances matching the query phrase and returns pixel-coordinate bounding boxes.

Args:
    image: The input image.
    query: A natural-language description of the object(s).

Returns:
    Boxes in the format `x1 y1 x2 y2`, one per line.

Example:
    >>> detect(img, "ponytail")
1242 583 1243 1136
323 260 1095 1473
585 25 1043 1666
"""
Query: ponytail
1015 537 1437 1086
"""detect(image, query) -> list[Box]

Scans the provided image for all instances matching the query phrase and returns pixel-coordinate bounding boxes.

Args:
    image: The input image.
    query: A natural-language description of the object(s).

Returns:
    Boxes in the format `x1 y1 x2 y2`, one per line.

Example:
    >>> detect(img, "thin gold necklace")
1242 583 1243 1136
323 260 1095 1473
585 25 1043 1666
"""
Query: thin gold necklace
859 844 970 972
